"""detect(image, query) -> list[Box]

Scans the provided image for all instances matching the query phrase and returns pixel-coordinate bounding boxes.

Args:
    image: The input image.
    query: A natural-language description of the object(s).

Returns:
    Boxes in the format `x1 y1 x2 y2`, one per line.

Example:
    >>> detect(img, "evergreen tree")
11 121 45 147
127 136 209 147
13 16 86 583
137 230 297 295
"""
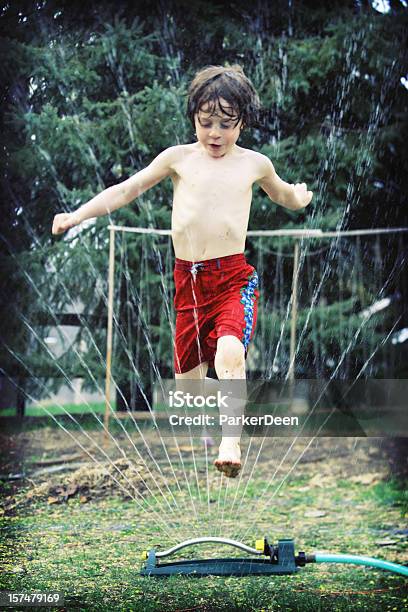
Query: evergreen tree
1 0 406 412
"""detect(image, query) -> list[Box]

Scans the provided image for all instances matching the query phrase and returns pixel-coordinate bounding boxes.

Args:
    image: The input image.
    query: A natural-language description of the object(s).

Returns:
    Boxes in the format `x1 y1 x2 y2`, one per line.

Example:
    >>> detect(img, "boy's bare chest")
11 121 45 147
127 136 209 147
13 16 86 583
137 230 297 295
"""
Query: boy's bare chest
172 156 255 200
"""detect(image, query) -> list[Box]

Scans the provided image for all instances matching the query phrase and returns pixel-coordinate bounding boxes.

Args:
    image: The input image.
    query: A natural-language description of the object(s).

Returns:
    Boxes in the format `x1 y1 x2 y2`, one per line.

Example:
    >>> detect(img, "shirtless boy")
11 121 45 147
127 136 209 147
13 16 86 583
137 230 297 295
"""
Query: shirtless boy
52 64 313 477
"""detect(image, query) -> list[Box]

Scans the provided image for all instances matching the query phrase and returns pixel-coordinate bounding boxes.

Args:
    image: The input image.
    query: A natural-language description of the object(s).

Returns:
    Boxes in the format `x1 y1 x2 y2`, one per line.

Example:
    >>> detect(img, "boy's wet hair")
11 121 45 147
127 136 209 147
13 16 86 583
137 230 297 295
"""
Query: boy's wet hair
187 64 260 129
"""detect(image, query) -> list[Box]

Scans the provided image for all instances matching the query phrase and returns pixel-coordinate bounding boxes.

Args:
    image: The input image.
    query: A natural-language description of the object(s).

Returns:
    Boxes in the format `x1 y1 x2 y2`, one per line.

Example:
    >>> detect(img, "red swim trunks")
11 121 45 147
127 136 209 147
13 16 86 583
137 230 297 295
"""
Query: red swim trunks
173 253 259 374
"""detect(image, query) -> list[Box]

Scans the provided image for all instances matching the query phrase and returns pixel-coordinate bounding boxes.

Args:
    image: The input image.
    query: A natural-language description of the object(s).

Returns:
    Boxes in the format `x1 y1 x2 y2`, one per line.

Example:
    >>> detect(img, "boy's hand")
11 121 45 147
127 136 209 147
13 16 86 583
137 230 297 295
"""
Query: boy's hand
292 183 313 209
51 212 81 235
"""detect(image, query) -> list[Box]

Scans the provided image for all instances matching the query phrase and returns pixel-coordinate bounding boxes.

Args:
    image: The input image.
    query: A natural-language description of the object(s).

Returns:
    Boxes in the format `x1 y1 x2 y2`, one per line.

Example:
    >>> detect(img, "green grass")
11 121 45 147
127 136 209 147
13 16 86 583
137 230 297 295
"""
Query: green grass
1 419 406 610
1 477 407 611
368 479 408 516
0 402 107 418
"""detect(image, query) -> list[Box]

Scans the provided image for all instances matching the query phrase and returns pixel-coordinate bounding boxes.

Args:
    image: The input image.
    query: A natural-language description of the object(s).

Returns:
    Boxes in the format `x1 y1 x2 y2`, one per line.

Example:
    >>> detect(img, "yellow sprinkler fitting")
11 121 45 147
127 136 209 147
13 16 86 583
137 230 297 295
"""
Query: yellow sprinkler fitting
255 538 266 553
141 550 148 560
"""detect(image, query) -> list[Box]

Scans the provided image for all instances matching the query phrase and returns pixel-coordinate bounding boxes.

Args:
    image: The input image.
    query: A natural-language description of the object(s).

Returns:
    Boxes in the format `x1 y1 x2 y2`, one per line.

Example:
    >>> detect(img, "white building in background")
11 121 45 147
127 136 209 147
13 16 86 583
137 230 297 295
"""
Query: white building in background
32 378 106 408
30 293 111 408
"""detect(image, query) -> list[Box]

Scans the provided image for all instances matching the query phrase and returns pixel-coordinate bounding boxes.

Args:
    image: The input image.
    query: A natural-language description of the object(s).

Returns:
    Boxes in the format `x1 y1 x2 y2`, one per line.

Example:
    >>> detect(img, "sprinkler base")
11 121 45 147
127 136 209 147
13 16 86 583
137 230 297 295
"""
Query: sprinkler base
140 538 299 577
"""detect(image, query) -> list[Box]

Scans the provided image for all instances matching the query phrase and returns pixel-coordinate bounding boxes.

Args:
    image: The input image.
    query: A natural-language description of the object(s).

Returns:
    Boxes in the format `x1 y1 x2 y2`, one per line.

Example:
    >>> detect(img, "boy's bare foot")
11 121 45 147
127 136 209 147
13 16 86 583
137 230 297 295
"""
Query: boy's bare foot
214 440 241 478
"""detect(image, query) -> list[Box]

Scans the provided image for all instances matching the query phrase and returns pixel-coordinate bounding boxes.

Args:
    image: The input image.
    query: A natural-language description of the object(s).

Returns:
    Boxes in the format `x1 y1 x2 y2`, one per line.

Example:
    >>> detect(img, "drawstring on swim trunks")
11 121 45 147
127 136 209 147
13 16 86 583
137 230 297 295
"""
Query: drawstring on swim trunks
190 262 205 277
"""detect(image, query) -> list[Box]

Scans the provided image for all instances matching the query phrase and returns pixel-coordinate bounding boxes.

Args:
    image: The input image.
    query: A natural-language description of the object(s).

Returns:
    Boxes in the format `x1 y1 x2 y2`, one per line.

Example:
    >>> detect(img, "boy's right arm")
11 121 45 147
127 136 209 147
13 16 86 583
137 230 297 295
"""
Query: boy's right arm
51 147 178 235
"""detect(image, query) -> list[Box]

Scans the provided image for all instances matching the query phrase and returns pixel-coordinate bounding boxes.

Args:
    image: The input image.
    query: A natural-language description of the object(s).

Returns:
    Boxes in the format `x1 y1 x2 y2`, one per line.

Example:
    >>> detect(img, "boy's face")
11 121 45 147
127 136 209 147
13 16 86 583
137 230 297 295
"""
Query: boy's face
194 98 243 158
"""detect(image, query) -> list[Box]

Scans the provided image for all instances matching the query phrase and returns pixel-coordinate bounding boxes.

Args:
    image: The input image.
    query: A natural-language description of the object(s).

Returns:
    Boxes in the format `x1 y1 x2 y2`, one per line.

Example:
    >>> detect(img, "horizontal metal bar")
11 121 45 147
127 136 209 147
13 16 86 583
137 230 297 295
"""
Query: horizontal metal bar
107 225 408 238
107 225 171 235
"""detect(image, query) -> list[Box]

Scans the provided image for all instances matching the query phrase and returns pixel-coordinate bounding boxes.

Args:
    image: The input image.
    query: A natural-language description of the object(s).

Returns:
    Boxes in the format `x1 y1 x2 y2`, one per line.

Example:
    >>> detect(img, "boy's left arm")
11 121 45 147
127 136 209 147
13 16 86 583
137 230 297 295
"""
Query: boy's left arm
255 155 313 211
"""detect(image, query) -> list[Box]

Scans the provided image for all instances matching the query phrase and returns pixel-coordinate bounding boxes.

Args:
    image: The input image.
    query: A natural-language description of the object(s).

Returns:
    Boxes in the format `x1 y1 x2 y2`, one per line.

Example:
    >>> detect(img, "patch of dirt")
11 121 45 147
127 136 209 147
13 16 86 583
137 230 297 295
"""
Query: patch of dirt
26 458 150 505
0 423 405 514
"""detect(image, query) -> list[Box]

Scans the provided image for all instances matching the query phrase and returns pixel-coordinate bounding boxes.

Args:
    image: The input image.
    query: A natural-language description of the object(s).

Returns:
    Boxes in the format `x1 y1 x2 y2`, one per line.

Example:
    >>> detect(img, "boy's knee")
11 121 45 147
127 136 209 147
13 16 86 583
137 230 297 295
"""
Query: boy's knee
215 335 245 378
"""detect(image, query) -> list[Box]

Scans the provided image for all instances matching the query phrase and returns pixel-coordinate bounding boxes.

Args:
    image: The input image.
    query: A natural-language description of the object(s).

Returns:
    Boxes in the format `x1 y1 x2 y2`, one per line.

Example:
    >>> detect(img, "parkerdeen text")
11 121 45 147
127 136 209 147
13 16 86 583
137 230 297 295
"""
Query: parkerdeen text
168 414 299 427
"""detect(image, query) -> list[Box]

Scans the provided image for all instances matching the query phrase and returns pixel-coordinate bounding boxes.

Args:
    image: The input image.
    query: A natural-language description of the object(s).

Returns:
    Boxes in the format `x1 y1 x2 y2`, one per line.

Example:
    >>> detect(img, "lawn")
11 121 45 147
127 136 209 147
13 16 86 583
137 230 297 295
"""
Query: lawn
1 413 407 611
0 402 106 418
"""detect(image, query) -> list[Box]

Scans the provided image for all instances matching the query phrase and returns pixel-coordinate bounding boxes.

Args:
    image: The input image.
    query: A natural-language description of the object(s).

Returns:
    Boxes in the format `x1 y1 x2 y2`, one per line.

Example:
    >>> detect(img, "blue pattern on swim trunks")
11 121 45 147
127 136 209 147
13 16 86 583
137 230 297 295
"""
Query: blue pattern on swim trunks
240 270 258 349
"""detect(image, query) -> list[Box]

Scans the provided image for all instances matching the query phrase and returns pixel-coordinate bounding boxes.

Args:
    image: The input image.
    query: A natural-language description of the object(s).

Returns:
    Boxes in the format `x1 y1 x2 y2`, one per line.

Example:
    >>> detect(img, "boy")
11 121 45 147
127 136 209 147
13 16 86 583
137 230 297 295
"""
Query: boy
52 64 313 477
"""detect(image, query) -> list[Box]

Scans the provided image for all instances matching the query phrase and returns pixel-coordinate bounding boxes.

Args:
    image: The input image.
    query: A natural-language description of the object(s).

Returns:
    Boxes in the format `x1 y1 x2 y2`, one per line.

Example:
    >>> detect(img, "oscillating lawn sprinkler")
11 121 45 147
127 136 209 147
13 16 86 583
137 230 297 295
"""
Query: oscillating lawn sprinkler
140 536 408 578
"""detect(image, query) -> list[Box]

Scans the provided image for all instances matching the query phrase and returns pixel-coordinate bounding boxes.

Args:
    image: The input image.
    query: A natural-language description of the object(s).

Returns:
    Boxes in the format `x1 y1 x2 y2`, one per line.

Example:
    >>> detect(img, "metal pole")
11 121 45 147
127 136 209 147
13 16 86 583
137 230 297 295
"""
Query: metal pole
288 240 300 388
104 227 116 446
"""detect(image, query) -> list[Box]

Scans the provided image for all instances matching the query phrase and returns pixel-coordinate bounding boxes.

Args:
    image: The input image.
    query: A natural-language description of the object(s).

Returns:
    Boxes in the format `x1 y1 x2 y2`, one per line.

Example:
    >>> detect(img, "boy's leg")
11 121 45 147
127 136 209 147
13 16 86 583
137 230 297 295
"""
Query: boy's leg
175 362 209 404
214 335 246 478
214 335 246 378
175 362 209 381
175 362 212 446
